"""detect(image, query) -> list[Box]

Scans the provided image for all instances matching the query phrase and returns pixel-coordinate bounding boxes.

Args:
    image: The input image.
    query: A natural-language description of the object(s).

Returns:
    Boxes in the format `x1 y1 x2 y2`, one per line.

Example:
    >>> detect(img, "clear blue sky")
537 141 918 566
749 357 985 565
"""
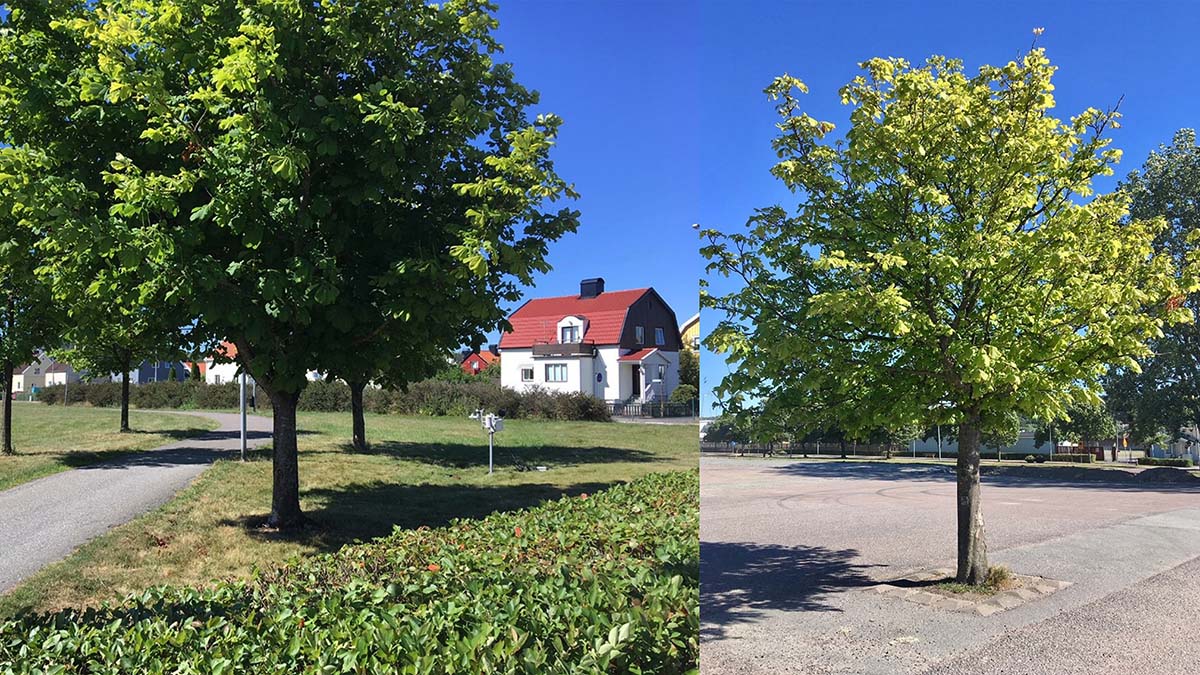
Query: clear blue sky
696 0 1200 415
489 1 701 346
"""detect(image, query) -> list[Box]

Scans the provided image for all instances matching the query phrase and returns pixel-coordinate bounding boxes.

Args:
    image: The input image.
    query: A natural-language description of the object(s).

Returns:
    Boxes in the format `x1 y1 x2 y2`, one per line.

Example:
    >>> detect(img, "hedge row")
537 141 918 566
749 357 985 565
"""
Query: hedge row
0 470 700 673
1137 456 1195 467
1050 453 1095 463
37 379 612 422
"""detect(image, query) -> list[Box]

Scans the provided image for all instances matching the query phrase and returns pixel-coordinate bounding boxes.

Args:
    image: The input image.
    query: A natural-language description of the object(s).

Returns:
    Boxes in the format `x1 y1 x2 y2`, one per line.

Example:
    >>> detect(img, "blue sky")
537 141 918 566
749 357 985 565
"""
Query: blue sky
696 0 1200 415
490 1 701 345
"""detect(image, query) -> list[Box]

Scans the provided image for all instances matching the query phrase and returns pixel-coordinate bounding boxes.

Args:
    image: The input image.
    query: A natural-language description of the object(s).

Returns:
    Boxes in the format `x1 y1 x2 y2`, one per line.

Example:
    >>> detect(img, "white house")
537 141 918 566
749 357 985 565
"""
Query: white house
10 351 58 394
43 361 82 386
498 278 682 402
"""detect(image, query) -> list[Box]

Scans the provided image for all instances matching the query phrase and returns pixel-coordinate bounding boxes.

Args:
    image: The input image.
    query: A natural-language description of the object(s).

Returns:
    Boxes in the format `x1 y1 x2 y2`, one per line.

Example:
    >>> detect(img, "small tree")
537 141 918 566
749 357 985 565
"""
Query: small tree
1035 399 1119 455
679 348 700 391
703 47 1194 583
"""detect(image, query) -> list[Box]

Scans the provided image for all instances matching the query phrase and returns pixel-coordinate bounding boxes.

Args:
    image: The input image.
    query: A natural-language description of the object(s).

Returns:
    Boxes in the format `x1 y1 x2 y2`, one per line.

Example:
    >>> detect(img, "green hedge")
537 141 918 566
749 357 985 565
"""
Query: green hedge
1050 453 1095 463
0 471 699 673
37 380 611 422
1137 456 1195 467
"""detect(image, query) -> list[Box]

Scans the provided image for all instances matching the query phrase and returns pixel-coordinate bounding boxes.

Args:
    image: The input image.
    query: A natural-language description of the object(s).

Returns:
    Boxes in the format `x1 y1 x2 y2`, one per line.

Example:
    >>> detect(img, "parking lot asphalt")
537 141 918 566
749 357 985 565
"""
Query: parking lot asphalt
701 457 1200 674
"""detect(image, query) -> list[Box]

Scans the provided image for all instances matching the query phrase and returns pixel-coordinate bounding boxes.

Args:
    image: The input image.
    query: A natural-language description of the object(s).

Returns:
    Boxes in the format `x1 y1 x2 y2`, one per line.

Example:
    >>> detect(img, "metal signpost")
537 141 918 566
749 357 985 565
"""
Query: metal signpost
239 372 247 462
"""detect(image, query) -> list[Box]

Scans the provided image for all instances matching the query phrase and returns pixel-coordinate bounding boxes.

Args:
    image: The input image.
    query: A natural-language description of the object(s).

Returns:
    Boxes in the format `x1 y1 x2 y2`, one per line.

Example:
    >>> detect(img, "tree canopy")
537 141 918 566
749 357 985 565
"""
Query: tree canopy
2 0 579 527
1105 129 1200 443
702 47 1196 583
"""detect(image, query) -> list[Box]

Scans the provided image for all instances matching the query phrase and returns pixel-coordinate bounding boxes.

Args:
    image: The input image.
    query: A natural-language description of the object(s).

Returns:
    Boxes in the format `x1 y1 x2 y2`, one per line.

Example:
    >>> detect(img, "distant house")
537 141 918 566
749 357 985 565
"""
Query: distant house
498 278 682 402
204 341 242 385
44 361 82 387
461 348 499 376
119 360 189 384
11 351 56 394
680 313 700 350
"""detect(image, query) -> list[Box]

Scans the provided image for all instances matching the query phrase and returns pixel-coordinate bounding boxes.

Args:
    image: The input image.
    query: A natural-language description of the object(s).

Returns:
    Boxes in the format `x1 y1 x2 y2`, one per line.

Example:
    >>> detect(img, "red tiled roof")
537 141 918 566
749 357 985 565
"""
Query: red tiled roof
46 362 70 373
214 341 238 360
499 288 650 349
618 348 659 362
476 351 499 365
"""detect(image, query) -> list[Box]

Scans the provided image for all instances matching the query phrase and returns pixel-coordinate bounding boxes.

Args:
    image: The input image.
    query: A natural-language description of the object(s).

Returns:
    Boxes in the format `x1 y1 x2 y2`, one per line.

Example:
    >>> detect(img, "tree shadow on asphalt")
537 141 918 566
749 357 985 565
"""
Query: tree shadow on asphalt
701 541 882 640
57 430 278 471
768 461 1200 492
222 480 617 553
324 440 657 470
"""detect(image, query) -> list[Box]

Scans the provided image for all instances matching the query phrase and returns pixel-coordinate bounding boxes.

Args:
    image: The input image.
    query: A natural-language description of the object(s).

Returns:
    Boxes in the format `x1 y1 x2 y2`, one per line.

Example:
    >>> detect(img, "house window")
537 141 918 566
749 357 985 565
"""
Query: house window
561 325 579 343
655 327 665 346
635 326 644 345
214 374 222 384
472 361 481 372
545 364 567 383
657 364 666 381
520 367 534 382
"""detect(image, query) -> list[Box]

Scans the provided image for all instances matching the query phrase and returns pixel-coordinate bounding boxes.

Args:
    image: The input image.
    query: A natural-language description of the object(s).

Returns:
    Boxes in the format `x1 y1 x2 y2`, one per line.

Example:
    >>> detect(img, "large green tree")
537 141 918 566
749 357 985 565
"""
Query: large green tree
0 149 66 453
0 0 187 434
47 0 577 528
702 49 1194 583
1105 129 1200 443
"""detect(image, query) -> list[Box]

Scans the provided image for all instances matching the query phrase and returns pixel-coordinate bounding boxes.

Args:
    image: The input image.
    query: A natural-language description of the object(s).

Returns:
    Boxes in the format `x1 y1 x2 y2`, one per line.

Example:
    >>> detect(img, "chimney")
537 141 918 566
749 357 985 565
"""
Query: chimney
580 277 605 299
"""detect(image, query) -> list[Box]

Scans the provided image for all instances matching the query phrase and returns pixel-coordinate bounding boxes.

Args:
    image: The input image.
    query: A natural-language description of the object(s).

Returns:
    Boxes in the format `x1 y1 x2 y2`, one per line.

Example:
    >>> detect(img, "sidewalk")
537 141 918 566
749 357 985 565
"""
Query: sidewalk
0 411 272 593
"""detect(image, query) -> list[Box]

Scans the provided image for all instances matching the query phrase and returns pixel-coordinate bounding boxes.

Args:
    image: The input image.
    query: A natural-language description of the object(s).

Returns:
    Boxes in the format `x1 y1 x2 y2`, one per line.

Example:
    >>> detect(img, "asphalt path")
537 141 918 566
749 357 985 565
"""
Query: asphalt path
0 411 272 593
701 457 1200 674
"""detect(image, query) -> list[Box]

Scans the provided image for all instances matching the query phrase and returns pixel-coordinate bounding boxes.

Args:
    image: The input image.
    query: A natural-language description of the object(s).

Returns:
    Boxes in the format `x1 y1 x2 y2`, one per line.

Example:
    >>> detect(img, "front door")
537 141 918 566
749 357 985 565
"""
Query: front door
631 364 641 400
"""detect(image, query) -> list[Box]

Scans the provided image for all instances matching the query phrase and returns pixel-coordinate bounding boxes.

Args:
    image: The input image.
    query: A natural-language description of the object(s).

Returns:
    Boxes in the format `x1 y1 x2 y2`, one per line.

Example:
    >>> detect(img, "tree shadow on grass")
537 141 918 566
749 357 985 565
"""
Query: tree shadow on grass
700 541 882 640
769 461 1200 492
221 480 618 553
326 440 657 470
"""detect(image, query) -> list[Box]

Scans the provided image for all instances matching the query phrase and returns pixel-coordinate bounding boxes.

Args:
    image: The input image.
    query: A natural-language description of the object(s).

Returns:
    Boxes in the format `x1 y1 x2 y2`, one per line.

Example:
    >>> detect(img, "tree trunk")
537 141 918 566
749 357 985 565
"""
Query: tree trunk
350 379 367 451
268 388 304 529
2 359 13 455
955 415 989 584
120 367 131 433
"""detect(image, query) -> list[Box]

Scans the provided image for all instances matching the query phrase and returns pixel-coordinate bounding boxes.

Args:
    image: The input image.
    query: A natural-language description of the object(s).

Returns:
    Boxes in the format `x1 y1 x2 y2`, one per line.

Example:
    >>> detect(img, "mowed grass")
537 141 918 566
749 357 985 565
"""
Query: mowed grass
0 413 696 616
0 404 218 492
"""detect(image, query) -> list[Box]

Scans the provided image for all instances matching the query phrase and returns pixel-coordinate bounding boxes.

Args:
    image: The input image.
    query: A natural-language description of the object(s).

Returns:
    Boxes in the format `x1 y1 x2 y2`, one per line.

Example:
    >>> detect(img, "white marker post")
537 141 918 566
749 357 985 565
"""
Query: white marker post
239 372 247 462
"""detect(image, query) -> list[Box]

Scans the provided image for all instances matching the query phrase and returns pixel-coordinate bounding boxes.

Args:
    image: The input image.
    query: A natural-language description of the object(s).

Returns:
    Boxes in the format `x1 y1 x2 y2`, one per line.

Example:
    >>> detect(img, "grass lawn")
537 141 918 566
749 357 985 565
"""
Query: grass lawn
0 403 219 492
0 412 696 616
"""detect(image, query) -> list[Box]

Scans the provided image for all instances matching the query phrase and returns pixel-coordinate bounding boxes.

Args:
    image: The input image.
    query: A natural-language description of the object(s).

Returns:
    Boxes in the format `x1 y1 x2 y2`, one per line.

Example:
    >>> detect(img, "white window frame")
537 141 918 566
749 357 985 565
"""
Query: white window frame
520 367 534 382
561 325 579 343
545 363 568 383
635 326 645 345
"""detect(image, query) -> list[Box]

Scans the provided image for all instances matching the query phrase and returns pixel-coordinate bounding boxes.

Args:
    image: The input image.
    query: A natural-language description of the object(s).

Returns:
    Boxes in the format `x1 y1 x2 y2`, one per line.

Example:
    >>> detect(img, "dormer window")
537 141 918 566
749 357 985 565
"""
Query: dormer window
561 325 579 343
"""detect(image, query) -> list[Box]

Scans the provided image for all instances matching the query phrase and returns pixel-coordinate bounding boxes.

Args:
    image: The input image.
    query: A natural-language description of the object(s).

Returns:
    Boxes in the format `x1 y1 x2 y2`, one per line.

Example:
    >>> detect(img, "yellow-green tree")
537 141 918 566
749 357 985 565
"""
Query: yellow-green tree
703 48 1196 583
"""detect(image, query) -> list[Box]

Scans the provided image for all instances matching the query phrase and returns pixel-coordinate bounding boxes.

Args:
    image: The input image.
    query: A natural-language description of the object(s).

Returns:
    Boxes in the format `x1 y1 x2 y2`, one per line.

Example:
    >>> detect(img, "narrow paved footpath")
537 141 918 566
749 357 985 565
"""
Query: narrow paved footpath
0 411 272 593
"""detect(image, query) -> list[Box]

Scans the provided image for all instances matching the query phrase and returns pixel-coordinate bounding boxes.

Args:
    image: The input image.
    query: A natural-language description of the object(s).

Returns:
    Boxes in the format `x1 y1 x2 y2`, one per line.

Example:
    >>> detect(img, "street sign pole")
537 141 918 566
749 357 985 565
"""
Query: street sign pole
239 372 247 462
488 428 494 475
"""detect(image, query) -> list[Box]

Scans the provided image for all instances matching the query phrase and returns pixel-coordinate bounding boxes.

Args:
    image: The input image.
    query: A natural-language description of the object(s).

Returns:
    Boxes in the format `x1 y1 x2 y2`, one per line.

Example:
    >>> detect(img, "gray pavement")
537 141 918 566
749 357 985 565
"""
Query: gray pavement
0 411 272 593
701 457 1200 674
